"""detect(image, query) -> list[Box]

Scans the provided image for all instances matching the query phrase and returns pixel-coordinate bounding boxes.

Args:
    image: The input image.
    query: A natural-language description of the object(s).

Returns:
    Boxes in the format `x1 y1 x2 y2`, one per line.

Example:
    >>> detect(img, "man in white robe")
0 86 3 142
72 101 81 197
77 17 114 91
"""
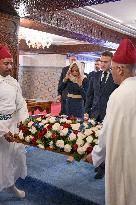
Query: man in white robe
92 39 136 205
0 46 29 198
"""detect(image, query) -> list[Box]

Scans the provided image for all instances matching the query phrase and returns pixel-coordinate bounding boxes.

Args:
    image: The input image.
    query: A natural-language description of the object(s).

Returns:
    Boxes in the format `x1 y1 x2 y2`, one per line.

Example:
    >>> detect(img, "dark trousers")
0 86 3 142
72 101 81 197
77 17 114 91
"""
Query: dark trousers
60 99 67 115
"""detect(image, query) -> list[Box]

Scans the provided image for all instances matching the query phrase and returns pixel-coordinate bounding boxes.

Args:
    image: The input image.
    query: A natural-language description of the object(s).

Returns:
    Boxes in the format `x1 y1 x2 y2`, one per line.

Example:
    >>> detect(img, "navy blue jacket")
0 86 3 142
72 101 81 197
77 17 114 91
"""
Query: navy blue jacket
85 71 118 122
58 66 69 98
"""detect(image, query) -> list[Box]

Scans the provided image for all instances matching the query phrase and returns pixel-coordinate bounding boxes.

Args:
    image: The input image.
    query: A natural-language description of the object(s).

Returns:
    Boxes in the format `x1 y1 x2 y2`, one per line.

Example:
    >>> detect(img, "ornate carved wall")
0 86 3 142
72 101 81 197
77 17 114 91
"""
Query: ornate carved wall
18 66 62 101
18 54 66 101
0 12 19 78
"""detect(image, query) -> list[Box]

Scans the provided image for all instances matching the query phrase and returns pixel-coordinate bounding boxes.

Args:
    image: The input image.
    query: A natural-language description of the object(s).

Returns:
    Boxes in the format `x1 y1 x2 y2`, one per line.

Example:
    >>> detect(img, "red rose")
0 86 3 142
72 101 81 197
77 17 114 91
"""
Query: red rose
31 137 37 145
63 123 71 128
42 128 47 134
86 146 93 154
38 132 44 139
47 124 52 130
51 133 57 139
73 130 78 135
72 144 78 151
19 125 28 133
67 116 77 121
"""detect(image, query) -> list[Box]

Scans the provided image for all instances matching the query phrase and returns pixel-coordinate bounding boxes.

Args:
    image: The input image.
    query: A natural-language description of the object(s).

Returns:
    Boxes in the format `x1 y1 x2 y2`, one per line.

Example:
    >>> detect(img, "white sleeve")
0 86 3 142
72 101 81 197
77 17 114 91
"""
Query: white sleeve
92 116 107 167
0 122 9 138
92 93 114 167
15 84 29 123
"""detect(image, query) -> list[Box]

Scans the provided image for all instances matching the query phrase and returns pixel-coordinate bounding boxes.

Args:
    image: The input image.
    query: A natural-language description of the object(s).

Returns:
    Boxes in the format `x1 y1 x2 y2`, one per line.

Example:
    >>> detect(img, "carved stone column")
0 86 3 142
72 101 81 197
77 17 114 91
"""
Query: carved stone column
0 12 19 79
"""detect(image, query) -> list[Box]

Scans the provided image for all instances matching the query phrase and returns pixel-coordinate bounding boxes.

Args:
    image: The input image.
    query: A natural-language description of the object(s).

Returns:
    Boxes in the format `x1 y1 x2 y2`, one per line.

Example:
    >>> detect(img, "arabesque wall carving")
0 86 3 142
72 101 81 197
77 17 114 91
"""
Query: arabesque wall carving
18 66 62 101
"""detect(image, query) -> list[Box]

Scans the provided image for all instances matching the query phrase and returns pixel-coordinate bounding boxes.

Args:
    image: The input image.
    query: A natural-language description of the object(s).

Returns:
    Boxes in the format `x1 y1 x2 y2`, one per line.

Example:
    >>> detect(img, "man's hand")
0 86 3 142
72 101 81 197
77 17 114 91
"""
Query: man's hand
84 113 89 121
4 132 14 142
84 153 93 163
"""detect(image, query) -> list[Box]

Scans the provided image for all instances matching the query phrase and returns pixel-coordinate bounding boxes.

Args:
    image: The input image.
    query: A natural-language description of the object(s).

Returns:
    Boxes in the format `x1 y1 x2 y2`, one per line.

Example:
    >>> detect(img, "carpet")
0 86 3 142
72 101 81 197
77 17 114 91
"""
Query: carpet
0 148 105 205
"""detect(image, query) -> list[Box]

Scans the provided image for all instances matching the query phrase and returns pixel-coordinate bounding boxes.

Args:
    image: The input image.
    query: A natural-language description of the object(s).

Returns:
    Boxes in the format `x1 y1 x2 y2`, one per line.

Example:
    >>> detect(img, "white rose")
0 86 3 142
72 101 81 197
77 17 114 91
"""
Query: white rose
84 129 93 136
83 142 90 150
56 140 64 148
77 147 86 155
91 127 98 132
45 131 52 138
37 144 45 149
66 120 72 124
60 128 68 136
46 114 51 117
39 122 44 127
93 139 98 144
96 124 103 129
44 124 49 128
49 141 53 148
52 123 61 131
25 135 33 143
30 126 37 134
64 144 72 152
60 118 67 123
71 123 80 131
77 132 86 140
28 121 33 127
60 114 67 118
49 117 56 123
86 136 93 143
76 139 84 146
89 118 96 126
95 130 100 138
83 122 89 128
19 130 24 140
69 133 76 141
41 119 49 124
37 117 42 122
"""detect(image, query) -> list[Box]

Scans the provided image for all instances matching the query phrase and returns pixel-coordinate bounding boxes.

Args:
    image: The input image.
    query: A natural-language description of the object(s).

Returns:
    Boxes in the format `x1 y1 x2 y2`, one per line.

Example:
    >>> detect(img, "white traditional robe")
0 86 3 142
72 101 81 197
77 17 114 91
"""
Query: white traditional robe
0 75 29 191
92 77 136 205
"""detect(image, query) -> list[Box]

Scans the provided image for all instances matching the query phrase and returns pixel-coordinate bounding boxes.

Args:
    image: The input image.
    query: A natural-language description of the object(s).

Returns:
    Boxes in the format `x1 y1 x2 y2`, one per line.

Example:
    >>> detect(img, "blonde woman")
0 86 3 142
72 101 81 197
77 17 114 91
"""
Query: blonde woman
58 61 88 119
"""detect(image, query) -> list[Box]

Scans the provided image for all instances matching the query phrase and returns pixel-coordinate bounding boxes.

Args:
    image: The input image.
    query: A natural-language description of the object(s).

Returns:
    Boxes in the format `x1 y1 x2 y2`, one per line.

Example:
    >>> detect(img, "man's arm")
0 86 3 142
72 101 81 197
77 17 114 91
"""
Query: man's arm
91 92 114 167
15 84 29 123
85 77 94 114
92 116 107 167
58 66 69 95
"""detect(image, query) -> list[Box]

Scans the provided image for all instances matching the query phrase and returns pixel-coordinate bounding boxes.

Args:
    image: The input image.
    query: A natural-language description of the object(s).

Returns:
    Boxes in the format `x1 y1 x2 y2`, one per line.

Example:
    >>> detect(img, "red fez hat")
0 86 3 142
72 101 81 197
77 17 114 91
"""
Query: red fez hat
0 46 12 60
112 39 136 64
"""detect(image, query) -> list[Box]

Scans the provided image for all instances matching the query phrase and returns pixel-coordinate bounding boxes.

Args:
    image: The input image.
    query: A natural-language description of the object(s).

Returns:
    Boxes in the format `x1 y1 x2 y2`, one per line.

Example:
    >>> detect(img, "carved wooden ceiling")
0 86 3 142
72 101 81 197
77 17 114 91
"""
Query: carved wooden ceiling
1 0 120 15
1 0 136 55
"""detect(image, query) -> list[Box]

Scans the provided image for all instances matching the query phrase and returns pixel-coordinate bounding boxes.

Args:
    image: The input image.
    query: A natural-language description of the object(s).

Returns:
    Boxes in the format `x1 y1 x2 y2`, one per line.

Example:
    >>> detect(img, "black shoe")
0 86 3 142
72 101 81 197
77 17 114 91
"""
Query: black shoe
94 167 105 179
94 167 99 172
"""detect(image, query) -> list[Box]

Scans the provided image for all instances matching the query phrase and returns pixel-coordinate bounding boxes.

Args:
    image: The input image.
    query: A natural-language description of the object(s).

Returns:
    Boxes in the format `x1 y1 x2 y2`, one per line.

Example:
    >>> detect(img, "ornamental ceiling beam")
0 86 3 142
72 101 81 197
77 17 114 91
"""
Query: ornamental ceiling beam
8 0 121 13
19 39 109 53
20 10 136 49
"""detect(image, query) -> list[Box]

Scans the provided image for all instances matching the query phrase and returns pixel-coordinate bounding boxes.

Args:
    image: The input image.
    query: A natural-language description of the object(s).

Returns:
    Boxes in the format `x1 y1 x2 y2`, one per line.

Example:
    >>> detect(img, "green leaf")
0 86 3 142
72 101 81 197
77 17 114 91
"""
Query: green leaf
36 139 43 144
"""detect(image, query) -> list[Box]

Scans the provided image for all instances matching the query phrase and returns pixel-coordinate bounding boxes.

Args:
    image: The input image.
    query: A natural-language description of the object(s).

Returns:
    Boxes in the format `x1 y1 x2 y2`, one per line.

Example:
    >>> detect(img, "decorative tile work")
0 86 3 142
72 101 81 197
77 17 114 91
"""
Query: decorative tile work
18 66 62 101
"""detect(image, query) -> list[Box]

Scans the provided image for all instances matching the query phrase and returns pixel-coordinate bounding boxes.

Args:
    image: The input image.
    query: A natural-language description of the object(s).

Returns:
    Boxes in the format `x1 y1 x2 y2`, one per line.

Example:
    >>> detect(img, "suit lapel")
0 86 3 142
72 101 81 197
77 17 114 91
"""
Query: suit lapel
97 72 102 92
100 72 112 94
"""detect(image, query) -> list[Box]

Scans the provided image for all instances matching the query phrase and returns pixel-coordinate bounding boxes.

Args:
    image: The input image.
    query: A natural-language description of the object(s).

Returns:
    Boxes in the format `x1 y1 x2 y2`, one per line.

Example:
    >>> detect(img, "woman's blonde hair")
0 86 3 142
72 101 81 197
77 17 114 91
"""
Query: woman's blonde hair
69 61 86 79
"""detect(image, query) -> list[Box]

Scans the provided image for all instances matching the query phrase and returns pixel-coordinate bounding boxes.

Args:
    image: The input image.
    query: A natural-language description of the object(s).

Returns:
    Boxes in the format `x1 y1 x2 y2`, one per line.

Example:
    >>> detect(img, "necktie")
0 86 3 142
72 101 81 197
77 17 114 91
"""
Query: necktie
101 72 107 86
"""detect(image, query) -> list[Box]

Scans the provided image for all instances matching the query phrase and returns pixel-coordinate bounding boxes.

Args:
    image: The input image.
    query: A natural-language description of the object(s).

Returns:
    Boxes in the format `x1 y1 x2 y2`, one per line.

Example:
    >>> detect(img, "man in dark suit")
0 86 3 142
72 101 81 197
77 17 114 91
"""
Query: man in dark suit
85 51 117 122
88 58 101 79
58 56 76 115
85 51 118 179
